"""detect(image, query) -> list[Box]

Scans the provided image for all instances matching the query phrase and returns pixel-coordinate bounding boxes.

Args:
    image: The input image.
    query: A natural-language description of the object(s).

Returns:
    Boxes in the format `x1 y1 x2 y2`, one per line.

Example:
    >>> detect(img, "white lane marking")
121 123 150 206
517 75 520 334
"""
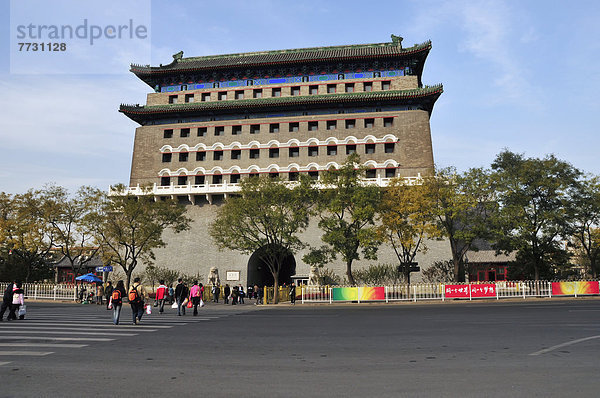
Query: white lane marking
0 326 156 333
0 330 136 336
568 310 600 312
0 351 54 356
0 336 113 341
0 361 11 365
12 323 173 329
0 343 87 348
529 335 600 356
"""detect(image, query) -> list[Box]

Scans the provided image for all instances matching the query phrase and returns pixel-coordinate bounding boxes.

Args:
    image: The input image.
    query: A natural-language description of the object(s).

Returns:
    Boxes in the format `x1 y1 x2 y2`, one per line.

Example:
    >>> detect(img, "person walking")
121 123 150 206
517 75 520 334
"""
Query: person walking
155 280 168 314
238 285 245 304
168 284 175 305
7 281 24 321
96 283 104 305
104 281 113 310
129 277 147 325
111 280 126 325
175 279 187 316
189 281 203 316
224 284 230 305
212 284 220 303
231 285 239 305
289 283 296 305
0 281 14 321
256 285 264 305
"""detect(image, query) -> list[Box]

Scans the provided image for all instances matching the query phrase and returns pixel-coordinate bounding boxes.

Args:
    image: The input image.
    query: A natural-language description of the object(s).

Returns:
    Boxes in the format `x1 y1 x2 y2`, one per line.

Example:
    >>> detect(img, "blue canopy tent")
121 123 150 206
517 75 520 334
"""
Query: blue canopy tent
75 273 102 283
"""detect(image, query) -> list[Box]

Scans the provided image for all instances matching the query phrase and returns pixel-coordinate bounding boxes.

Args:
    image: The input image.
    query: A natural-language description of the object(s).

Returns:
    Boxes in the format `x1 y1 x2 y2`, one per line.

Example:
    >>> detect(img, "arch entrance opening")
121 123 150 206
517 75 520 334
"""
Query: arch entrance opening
247 246 296 287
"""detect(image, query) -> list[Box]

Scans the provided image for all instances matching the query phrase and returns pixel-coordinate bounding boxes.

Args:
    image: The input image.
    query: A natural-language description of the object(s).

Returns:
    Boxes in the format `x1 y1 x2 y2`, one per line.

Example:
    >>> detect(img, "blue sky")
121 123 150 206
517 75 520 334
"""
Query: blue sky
1 0 599 194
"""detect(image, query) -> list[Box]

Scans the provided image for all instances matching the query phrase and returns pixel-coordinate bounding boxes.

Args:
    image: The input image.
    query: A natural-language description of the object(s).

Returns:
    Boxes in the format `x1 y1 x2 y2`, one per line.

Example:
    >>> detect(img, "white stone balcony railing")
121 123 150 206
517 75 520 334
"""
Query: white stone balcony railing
113 174 423 199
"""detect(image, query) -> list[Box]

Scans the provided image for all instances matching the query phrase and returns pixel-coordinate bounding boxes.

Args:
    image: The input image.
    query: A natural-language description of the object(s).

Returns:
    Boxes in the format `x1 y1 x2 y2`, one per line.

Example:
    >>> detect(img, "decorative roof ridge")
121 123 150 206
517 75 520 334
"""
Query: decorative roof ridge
119 84 443 112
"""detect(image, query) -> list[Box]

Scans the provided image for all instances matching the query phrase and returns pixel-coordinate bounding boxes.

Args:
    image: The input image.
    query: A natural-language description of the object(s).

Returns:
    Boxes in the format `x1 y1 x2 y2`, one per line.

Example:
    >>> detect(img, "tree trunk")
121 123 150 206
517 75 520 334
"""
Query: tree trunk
272 271 279 304
346 260 355 286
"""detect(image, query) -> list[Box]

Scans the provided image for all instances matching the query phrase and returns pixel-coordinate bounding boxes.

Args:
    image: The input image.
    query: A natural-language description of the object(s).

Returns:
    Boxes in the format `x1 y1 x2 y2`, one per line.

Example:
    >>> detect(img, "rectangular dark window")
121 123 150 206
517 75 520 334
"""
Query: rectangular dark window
231 149 241 160
230 174 240 184
289 122 299 132
308 171 319 180
365 144 376 154
214 151 223 161
384 117 394 127
346 144 356 155
168 95 178 104
212 175 222 184
180 128 190 138
327 84 336 94
249 149 260 159
230 125 241 135
249 173 259 179
218 91 227 100
235 90 244 100
215 126 224 136
326 120 337 130
289 172 299 181
197 127 207 136
177 175 188 185
308 121 318 131
291 86 301 96
250 124 260 134
196 151 206 161
385 168 396 178
179 152 189 162
201 92 210 102
308 146 318 157
269 148 279 158
163 129 173 138
345 83 354 93
364 118 375 128
253 89 262 98
194 175 205 185
327 145 337 156
162 153 172 162
160 176 171 186
363 82 373 92
269 123 280 133
309 85 318 95
185 94 194 103
269 172 279 179
289 147 299 157
382 81 391 90
365 169 376 179
384 143 395 153
345 119 356 129
272 88 281 97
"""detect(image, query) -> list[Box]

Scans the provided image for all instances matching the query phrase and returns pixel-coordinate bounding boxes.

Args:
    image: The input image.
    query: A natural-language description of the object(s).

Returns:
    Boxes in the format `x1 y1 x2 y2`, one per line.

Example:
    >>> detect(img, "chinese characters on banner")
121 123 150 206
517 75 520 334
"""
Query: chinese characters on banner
445 284 496 298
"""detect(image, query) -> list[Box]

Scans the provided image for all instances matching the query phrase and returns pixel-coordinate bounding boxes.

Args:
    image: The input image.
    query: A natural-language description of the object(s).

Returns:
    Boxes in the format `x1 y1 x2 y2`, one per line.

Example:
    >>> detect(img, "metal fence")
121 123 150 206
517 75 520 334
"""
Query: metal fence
0 283 78 301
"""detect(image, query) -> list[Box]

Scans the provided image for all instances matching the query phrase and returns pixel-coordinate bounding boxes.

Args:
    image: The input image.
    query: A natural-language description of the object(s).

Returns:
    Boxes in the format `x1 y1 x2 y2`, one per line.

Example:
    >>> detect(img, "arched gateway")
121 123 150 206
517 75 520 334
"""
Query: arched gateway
247 246 296 287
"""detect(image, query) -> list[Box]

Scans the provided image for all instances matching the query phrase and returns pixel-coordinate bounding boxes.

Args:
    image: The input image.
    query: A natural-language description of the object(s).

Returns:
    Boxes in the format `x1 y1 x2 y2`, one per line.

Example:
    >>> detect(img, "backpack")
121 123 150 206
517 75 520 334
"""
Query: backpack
111 289 122 302
129 286 141 303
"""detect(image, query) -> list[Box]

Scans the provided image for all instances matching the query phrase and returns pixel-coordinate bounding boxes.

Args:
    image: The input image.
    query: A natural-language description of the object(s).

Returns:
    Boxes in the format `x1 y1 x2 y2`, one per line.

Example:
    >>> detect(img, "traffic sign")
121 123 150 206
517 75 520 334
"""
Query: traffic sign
95 266 113 272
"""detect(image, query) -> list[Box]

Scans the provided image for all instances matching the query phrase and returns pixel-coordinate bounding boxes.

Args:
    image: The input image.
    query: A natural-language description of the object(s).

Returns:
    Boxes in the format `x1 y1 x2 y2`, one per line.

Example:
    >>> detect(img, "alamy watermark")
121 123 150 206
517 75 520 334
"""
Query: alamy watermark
10 0 152 74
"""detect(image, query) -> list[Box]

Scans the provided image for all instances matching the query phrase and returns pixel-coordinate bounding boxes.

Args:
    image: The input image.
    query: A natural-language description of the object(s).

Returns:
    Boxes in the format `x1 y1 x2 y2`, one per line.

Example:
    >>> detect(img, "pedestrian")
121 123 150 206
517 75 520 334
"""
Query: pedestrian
111 280 126 325
8 281 24 321
155 280 168 314
212 284 219 303
78 285 86 303
175 278 187 316
104 281 113 310
256 285 263 305
96 283 104 305
231 285 239 305
0 280 14 321
224 284 230 305
238 285 245 304
129 277 147 325
289 282 296 305
168 284 175 305
189 280 202 316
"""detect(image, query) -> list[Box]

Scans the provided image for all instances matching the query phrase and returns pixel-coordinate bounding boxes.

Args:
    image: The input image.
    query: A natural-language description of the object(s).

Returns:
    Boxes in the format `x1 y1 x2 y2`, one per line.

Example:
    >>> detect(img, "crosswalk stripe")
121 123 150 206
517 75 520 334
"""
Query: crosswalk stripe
10 323 173 329
0 351 53 356
0 330 137 336
0 326 157 333
0 343 87 348
0 361 11 365
0 336 114 341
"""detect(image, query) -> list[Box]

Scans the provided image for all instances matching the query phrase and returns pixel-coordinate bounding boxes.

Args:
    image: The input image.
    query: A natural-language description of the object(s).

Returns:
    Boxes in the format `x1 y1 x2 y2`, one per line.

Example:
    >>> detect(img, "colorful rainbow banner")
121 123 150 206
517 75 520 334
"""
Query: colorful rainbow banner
359 287 385 301
331 287 386 301
552 281 599 296
332 287 358 301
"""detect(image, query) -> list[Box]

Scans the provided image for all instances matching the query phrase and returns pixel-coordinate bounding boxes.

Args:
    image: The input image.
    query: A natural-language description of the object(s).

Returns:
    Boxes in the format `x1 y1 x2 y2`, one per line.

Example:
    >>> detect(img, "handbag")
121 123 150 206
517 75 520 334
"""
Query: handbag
171 302 178 309
108 298 113 310
145 304 152 314
153 300 158 307
186 299 193 308
200 299 204 307
18 305 26 317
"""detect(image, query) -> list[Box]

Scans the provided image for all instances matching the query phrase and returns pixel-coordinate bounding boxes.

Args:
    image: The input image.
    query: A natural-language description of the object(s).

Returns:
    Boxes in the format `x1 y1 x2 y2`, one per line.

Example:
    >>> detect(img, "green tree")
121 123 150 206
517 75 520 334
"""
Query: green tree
209 176 314 303
313 154 381 285
565 175 600 278
492 150 581 281
426 167 496 282
353 263 406 285
88 185 191 290
378 178 441 283
421 260 454 283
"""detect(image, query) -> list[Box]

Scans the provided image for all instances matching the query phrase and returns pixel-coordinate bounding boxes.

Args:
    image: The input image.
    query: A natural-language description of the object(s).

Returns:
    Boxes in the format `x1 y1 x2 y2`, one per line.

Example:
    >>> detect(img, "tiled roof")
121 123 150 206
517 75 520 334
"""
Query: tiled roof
465 250 516 263
130 40 431 75
120 85 443 120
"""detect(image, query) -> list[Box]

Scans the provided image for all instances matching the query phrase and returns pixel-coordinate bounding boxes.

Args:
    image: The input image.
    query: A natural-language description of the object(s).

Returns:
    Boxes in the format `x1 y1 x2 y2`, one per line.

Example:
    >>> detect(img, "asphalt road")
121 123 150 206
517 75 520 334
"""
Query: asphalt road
1 298 599 397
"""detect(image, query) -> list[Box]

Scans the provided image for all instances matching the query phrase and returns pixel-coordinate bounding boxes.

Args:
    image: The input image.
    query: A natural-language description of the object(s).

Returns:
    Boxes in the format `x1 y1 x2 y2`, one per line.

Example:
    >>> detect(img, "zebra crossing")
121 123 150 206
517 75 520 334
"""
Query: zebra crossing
0 304 242 367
